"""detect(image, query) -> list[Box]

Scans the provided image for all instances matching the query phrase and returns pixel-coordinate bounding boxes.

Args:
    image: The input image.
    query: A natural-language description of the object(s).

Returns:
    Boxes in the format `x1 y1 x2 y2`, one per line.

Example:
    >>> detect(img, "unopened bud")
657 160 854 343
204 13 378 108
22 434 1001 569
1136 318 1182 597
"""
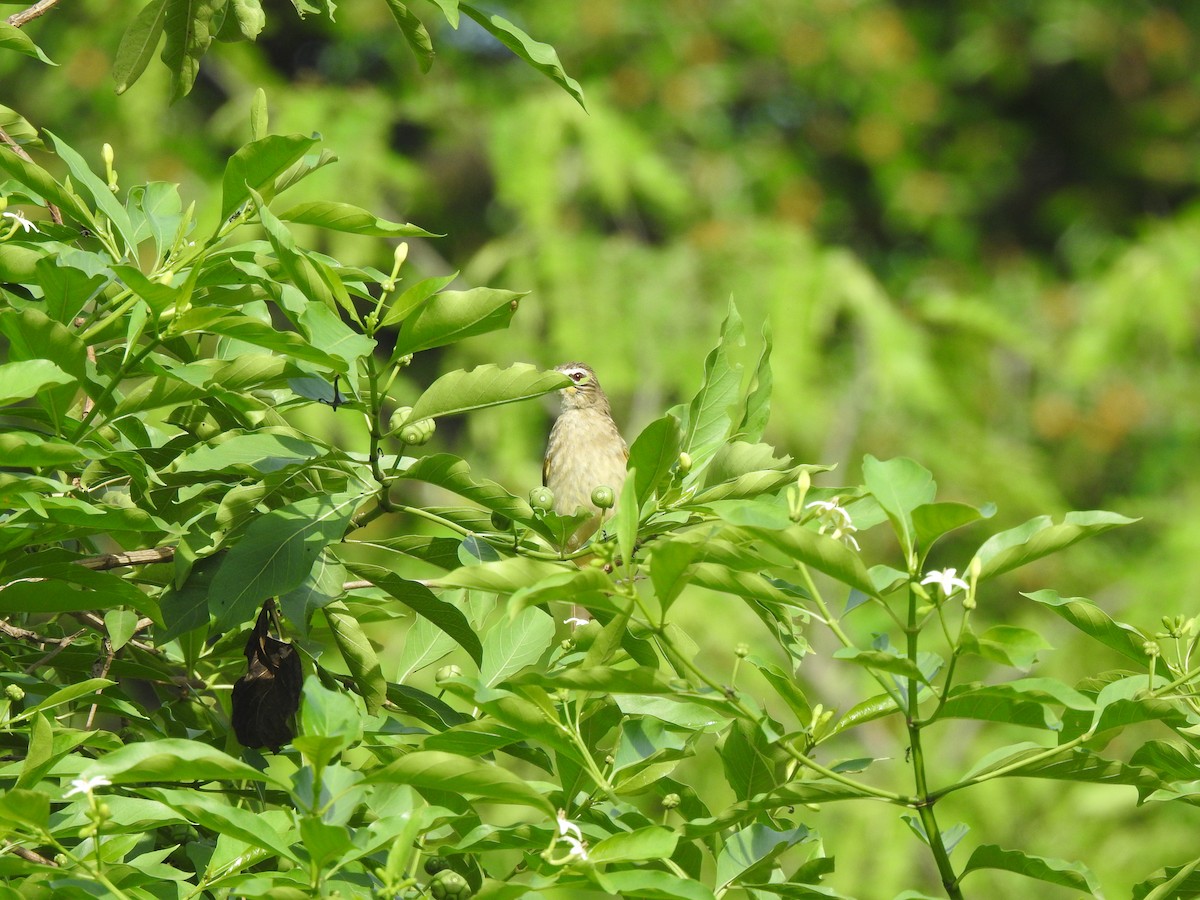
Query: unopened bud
4 684 25 702
735 642 749 659
662 793 681 809
962 595 976 611
677 451 693 474
102 143 117 190
1143 641 1161 658
393 241 409 272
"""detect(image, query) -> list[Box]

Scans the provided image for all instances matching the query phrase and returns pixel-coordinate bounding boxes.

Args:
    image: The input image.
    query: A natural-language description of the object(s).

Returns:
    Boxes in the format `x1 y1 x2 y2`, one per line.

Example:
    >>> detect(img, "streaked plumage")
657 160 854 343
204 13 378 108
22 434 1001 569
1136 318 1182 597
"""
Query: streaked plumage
543 362 628 549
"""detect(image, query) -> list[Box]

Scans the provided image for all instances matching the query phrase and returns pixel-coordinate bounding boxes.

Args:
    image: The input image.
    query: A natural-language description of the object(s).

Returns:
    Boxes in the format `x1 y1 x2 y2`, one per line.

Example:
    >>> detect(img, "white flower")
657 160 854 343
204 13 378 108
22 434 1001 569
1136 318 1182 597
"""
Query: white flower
563 617 589 629
560 834 589 862
921 568 970 598
556 809 583 840
2 210 39 233
64 775 111 798
806 497 860 550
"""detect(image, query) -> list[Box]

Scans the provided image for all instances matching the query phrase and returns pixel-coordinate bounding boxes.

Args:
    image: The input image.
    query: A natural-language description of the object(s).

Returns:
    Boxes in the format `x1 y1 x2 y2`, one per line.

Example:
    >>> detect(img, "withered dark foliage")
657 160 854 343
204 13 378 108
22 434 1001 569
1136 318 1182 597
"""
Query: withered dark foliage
231 599 302 752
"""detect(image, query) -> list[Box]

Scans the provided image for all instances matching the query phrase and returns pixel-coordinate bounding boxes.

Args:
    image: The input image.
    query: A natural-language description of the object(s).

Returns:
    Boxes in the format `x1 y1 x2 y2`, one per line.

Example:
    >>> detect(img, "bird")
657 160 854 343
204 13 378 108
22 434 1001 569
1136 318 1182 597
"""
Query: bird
543 362 629 551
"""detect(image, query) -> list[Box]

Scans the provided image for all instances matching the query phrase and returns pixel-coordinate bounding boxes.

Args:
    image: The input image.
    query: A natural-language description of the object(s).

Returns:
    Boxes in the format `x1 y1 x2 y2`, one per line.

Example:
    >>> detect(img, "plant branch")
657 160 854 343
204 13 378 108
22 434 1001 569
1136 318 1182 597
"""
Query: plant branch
7 0 60 28
0 127 62 224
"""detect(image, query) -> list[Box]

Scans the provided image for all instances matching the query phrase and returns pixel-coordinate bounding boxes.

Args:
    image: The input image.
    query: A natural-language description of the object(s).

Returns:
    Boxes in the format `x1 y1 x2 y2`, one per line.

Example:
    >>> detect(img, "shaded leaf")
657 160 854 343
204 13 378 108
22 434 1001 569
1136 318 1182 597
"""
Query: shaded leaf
974 510 1138 579
408 363 568 421
460 3 585 108
961 844 1102 895
114 0 169 92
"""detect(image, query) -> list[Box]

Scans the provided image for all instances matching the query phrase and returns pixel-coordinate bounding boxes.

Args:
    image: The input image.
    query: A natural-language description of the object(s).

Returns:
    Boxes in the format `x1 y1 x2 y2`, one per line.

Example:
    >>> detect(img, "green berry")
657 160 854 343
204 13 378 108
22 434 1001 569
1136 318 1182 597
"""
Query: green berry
590 485 615 510
399 417 435 445
424 855 451 875
490 510 512 531
429 869 471 900
4 684 25 702
388 406 413 433
529 486 554 511
435 665 462 683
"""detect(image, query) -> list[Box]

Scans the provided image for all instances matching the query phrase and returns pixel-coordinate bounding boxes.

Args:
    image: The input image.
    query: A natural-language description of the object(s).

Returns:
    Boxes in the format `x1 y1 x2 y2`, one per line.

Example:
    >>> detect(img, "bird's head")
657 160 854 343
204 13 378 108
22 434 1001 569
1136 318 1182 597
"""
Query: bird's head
555 362 606 411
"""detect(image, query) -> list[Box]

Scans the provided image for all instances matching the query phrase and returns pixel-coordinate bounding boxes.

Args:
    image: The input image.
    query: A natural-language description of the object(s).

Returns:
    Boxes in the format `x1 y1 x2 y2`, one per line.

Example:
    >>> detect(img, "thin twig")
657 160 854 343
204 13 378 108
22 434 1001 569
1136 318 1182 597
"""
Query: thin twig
5 844 57 867
0 126 62 225
7 0 61 29
77 547 177 571
24 630 85 674
85 637 115 729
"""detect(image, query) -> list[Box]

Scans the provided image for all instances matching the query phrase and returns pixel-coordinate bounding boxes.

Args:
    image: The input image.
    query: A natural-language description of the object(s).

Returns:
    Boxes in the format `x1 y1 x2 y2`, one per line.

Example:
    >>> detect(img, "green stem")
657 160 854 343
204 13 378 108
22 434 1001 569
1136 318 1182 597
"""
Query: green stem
796 563 908 712
656 621 910 805
904 585 964 900
70 341 159 442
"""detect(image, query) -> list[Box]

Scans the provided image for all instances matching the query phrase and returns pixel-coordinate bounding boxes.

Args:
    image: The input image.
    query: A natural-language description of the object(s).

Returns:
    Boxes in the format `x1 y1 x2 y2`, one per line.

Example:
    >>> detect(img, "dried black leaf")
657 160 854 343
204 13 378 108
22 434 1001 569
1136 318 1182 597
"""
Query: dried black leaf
231 599 302 752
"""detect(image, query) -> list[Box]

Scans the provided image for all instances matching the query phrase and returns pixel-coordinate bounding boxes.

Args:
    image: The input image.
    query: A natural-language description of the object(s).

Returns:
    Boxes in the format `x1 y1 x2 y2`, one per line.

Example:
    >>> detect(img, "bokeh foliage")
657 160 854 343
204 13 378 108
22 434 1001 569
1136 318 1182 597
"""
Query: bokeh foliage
4 1 1200 897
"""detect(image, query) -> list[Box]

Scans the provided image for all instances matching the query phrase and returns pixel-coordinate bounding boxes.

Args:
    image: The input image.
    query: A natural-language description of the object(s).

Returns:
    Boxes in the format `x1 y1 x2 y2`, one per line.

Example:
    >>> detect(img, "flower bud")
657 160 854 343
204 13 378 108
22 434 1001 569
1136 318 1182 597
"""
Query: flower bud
662 793 681 809
735 642 749 659
5 684 25 702
393 241 409 272
677 451 693 474
590 485 615 510
1143 640 1161 658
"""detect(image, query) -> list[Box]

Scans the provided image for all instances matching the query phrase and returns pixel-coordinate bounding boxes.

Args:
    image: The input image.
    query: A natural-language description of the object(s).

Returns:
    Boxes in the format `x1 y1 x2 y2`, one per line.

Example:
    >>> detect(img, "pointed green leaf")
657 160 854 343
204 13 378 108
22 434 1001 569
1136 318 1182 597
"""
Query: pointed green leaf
364 750 554 813
391 287 525 358
912 501 995 554
863 456 936 558
342 561 482 666
0 21 55 65
84 738 276 785
113 0 169 93
160 0 222 101
1027 587 1154 659
278 200 436 236
324 601 386 714
739 524 877 598
681 299 744 467
383 0 435 72
209 491 362 629
628 414 682 506
589 826 679 864
962 844 1102 895
0 359 73 405
974 510 1139 580
220 133 318 223
459 3 585 109
738 320 773 442
480 606 555 686
959 625 1050 669
408 363 568 421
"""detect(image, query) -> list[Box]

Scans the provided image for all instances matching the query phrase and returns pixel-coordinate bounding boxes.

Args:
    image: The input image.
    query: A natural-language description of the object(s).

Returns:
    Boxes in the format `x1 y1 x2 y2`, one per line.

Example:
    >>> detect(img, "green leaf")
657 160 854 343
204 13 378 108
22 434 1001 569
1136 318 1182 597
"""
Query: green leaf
436 556 575 594
1022 590 1158 669
383 0 435 72
45 132 138 252
104 609 140 651
629 414 683 506
342 561 483 667
0 359 73 405
862 456 936 559
649 538 701 613
0 104 44 150
959 625 1051 669
84 737 276 785
737 320 773 443
511 665 673 694
936 679 1094 731
150 788 299 860
397 454 534 524
716 823 814 889
278 199 436 236
589 826 679 864
324 601 386 714
738 524 877 598
160 0 222 101
597 871 717 900
961 844 1102 895
220 133 319 223
114 0 169 93
379 273 457 328
0 21 55 65
912 501 994 554
170 431 324 475
480 606 555 686
296 675 363 766
197 313 348 372
1134 857 1200 900
681 298 744 467
408 363 568 421
0 145 95 228
722 719 778 802
459 3 585 109
364 750 555 813
832 648 931 685
974 510 1139 579
391 286 525 358
209 491 362 629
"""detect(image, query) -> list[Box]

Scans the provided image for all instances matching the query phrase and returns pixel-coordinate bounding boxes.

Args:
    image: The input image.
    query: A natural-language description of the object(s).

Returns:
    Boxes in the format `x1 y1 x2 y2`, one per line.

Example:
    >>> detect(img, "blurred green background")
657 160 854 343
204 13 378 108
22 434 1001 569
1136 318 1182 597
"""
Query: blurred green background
7 0 1200 894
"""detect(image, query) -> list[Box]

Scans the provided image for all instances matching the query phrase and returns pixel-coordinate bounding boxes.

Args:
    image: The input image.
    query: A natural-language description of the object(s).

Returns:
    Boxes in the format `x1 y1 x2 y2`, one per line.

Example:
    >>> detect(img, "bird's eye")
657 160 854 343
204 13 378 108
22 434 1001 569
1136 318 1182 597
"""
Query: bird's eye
570 371 585 382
